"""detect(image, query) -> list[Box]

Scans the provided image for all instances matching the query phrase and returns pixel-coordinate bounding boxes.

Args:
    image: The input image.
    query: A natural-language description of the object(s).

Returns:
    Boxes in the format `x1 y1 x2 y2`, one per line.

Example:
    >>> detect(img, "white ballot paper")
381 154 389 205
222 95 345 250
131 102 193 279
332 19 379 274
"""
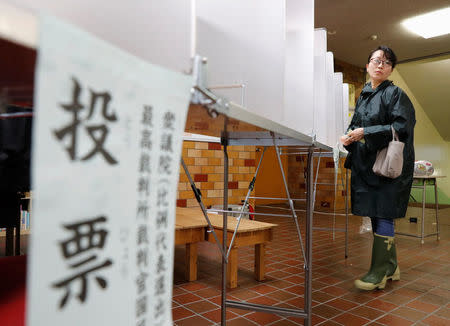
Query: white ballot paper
27 15 192 326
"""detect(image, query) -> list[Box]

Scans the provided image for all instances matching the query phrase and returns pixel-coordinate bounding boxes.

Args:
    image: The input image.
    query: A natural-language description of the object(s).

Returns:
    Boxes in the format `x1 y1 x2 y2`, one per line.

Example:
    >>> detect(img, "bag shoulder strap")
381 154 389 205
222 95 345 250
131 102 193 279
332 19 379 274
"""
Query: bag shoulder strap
391 125 399 141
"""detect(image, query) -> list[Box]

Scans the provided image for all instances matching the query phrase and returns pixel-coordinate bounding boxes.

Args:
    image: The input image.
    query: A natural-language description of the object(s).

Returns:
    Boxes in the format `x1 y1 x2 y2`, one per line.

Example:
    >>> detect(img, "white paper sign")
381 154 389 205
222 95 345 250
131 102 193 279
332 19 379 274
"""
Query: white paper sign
27 15 192 326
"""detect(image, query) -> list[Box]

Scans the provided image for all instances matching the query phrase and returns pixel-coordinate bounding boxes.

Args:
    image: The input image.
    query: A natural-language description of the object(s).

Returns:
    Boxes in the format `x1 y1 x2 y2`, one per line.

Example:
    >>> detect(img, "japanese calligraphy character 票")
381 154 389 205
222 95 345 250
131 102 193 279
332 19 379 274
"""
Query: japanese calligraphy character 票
54 77 118 165
52 216 113 308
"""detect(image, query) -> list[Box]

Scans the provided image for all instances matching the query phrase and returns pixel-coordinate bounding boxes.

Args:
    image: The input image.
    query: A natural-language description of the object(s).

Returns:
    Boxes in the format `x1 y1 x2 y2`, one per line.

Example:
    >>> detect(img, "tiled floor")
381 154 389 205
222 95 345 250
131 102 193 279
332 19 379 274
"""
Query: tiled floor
0 205 448 325
172 206 450 325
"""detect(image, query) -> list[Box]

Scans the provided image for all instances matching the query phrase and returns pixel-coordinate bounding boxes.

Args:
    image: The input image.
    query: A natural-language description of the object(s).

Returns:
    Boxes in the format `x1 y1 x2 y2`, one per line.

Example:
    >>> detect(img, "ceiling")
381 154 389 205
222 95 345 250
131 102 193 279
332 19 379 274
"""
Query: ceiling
315 0 450 141
315 0 450 67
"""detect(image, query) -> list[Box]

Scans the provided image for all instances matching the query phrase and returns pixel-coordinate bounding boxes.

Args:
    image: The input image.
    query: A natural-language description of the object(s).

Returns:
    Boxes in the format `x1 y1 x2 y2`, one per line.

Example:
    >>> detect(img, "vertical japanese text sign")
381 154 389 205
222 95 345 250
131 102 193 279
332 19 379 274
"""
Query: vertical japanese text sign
27 15 192 326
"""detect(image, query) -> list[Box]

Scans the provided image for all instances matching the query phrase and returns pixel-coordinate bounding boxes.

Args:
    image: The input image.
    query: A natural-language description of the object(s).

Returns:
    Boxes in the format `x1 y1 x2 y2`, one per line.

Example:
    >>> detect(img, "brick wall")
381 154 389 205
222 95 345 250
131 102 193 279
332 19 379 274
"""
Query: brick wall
287 155 349 211
177 141 256 208
334 58 366 102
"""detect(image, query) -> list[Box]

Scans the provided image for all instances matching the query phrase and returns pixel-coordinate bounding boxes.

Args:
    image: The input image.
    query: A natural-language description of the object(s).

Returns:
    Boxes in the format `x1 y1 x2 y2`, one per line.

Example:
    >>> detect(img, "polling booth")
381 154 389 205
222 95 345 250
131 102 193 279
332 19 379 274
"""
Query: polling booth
5 0 193 72
325 52 336 148
334 72 344 140
313 28 328 145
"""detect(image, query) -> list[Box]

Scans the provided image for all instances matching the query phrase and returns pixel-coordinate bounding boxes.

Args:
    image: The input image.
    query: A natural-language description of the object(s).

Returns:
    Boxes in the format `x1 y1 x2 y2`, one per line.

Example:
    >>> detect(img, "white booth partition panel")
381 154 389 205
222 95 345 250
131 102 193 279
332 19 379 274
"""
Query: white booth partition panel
334 73 344 142
8 0 193 73
284 0 314 134
342 83 350 134
195 0 285 125
313 28 328 145
326 52 336 147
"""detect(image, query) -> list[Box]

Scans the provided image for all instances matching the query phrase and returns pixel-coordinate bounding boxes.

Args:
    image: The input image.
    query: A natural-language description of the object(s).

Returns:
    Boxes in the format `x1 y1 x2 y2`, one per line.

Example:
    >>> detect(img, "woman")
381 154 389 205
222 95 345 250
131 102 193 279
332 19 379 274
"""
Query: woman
341 46 416 291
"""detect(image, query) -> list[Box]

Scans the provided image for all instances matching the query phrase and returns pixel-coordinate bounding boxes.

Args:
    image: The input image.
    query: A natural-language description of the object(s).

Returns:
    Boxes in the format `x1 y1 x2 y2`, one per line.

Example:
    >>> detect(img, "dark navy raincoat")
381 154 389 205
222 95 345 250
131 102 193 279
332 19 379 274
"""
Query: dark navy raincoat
345 80 416 219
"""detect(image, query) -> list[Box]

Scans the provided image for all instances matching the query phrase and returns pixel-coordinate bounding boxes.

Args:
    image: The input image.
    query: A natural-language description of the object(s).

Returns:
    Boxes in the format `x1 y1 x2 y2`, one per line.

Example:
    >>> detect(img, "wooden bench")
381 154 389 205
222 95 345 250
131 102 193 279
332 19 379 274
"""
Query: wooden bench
175 207 277 288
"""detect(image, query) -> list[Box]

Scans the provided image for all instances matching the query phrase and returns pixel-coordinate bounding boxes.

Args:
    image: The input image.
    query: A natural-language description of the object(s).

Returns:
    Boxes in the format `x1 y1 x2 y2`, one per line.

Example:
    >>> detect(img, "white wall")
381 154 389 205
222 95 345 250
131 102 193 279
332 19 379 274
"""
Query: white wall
391 69 450 203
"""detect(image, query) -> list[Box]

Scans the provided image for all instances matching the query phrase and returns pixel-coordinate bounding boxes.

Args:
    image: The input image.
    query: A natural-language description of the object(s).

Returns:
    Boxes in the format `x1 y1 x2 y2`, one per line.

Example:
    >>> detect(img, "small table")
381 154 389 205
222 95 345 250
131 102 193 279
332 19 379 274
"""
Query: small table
204 214 276 288
176 207 277 288
396 175 445 243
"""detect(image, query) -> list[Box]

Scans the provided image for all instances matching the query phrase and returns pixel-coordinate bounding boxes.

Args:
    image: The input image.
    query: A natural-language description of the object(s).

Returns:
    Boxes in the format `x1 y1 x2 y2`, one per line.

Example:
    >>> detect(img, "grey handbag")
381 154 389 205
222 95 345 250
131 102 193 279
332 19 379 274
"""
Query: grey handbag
372 126 404 178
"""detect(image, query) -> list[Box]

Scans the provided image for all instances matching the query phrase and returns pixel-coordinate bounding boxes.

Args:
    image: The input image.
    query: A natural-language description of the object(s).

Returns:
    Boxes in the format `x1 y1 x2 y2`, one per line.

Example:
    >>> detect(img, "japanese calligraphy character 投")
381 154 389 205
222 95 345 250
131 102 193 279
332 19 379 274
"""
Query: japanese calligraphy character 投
54 77 118 165
52 216 113 309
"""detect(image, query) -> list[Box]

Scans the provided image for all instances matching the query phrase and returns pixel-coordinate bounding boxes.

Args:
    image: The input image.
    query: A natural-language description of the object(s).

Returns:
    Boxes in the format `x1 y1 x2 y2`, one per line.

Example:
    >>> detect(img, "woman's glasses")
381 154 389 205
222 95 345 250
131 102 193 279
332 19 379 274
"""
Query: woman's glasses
370 58 392 67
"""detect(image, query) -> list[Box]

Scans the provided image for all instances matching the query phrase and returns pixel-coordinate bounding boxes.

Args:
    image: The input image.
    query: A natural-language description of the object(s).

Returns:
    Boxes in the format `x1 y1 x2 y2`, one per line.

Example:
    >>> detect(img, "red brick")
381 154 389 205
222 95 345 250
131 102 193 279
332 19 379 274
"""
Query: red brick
296 155 303 162
342 190 347 196
228 181 238 189
194 174 208 182
177 199 187 207
326 161 334 168
208 142 221 150
244 159 255 167
194 122 209 130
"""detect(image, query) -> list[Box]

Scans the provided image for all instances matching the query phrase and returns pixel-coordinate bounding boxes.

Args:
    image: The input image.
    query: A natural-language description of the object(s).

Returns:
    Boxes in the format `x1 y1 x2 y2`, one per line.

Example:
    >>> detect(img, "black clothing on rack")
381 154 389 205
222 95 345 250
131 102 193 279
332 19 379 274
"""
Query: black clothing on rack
0 105 32 228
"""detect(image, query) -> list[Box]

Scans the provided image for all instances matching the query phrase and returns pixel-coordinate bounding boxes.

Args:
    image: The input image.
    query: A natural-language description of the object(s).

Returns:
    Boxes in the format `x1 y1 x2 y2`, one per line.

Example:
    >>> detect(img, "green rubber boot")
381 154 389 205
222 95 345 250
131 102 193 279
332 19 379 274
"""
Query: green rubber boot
386 238 400 281
354 233 394 290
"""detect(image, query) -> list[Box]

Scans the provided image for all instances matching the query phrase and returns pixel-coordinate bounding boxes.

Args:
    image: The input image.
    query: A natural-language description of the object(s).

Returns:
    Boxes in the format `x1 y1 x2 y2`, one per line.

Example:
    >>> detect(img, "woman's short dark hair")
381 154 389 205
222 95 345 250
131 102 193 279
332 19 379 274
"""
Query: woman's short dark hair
367 45 397 69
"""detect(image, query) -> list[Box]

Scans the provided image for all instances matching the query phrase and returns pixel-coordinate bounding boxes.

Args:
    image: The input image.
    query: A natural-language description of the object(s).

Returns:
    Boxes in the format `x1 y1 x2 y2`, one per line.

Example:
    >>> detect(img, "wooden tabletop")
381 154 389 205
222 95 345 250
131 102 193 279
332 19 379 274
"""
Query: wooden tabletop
175 208 208 230
176 207 277 232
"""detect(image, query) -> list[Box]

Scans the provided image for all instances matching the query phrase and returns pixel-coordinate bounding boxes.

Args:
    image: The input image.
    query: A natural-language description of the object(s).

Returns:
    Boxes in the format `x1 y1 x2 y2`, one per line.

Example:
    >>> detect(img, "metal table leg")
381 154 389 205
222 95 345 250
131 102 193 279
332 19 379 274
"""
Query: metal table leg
304 146 314 326
434 180 440 241
421 181 426 244
345 168 349 258
221 122 229 326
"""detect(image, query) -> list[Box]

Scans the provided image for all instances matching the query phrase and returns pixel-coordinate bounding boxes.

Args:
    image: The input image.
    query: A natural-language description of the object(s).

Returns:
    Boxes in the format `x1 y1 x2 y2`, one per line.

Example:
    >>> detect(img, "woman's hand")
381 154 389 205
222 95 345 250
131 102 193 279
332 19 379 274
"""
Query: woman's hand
340 128 364 146
347 128 364 142
340 135 352 146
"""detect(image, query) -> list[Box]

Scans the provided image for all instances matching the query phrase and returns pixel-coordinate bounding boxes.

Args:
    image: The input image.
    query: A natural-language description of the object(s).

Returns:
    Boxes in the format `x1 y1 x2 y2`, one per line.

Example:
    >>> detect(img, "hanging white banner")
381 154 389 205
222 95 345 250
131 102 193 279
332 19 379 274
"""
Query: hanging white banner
27 14 192 326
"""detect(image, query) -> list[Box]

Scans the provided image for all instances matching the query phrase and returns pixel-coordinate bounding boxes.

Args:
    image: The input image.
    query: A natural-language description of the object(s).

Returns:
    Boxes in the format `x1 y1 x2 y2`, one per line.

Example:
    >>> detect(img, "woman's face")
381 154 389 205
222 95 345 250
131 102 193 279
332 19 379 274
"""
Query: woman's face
366 50 393 84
